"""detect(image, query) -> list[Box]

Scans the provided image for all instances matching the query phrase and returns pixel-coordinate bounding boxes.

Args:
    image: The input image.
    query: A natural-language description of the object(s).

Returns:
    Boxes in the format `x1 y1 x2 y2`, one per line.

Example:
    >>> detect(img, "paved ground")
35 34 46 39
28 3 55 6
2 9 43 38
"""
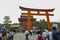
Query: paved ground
13 32 37 40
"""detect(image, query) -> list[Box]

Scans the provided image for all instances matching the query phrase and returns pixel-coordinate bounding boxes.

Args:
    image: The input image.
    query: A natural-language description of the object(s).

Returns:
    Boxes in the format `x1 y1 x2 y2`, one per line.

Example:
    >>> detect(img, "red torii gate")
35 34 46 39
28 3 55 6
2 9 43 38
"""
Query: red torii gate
20 6 55 32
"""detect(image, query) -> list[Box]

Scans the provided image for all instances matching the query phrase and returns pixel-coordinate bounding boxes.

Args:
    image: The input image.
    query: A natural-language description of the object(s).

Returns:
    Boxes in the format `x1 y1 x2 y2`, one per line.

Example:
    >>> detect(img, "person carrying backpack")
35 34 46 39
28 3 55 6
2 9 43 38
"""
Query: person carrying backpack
52 27 57 40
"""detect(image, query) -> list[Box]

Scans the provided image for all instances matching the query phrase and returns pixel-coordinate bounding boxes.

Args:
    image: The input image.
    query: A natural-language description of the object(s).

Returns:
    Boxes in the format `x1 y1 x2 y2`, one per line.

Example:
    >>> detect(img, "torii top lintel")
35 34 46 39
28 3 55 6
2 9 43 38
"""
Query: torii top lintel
19 6 55 12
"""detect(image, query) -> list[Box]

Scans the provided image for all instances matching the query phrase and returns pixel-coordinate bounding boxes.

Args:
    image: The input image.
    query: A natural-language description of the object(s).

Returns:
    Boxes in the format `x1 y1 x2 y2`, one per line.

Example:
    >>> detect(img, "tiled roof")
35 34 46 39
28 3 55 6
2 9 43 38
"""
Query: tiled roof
19 15 36 20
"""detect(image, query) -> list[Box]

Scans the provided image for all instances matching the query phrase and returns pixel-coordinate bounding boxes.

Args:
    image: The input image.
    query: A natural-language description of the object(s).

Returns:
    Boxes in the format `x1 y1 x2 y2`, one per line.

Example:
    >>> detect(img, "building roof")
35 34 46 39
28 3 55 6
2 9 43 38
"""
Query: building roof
10 25 20 27
18 15 36 21
20 15 35 19
51 22 60 24
18 15 36 22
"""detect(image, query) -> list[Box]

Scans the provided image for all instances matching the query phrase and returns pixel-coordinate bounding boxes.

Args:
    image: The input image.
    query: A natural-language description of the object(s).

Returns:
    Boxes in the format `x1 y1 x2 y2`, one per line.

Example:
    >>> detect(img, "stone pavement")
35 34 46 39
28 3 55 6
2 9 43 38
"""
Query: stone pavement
13 32 37 40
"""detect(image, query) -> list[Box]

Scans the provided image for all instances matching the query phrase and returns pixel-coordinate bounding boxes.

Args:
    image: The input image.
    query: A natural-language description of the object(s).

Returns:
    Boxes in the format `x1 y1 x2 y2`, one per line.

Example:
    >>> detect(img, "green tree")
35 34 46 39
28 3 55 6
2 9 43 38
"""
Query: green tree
39 19 47 29
33 21 40 27
33 19 47 29
4 16 12 28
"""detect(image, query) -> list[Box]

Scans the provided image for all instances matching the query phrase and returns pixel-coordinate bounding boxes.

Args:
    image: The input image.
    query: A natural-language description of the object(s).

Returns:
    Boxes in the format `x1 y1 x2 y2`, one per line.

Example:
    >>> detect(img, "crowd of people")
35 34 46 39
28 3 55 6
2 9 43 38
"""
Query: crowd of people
0 26 60 40
0 28 15 40
25 27 60 40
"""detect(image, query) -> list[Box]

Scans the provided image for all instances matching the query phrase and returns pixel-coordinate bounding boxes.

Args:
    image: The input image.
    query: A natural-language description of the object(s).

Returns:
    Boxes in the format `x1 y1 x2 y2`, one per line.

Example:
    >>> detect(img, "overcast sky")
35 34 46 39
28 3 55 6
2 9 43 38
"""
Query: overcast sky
0 0 60 23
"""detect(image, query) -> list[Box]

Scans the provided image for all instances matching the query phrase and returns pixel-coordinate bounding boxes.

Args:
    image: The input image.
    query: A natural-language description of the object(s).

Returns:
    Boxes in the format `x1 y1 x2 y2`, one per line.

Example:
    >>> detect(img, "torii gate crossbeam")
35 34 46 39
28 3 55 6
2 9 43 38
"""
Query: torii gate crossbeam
20 6 55 32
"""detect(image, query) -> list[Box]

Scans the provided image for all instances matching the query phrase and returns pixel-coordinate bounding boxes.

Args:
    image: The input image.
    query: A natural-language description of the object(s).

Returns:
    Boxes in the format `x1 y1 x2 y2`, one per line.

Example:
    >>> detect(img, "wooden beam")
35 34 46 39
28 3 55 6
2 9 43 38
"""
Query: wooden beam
22 13 54 16
20 6 55 12
31 14 54 16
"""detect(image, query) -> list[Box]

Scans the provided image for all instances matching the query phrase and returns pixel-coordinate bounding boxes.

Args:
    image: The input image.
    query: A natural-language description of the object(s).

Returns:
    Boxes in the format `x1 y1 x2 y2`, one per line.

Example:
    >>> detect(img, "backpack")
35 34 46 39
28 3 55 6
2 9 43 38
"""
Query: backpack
52 30 56 40
38 34 43 40
56 31 60 40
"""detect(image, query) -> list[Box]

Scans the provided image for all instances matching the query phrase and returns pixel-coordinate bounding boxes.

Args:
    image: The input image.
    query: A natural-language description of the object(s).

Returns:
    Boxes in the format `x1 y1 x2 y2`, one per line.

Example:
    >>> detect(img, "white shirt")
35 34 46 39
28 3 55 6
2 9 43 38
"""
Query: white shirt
49 31 52 40
45 29 49 36
7 33 9 37
42 32 47 37
30 30 33 32
10 31 14 36
0 33 2 37
25 30 29 35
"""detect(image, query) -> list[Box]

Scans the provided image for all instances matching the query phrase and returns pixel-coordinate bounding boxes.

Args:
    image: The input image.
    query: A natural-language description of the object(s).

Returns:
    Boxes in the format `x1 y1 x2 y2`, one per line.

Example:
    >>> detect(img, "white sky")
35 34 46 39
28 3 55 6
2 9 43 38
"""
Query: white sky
0 0 60 23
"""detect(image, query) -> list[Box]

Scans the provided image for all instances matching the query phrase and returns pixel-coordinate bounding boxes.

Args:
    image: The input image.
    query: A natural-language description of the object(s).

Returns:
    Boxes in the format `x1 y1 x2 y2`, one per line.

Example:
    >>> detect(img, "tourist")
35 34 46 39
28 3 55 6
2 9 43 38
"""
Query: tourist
0 30 2 40
45 28 49 40
56 29 60 40
52 27 57 40
48 30 53 40
2 28 7 40
37 31 43 40
7 31 9 40
8 30 14 40
42 30 47 40
30 30 33 36
25 30 29 40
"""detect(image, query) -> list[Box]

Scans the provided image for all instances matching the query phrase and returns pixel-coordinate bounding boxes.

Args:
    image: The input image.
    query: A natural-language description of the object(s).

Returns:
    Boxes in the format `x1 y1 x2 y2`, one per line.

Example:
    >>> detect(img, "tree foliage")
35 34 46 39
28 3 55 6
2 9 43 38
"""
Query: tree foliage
4 16 12 28
33 19 47 29
33 21 40 27
39 19 47 29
